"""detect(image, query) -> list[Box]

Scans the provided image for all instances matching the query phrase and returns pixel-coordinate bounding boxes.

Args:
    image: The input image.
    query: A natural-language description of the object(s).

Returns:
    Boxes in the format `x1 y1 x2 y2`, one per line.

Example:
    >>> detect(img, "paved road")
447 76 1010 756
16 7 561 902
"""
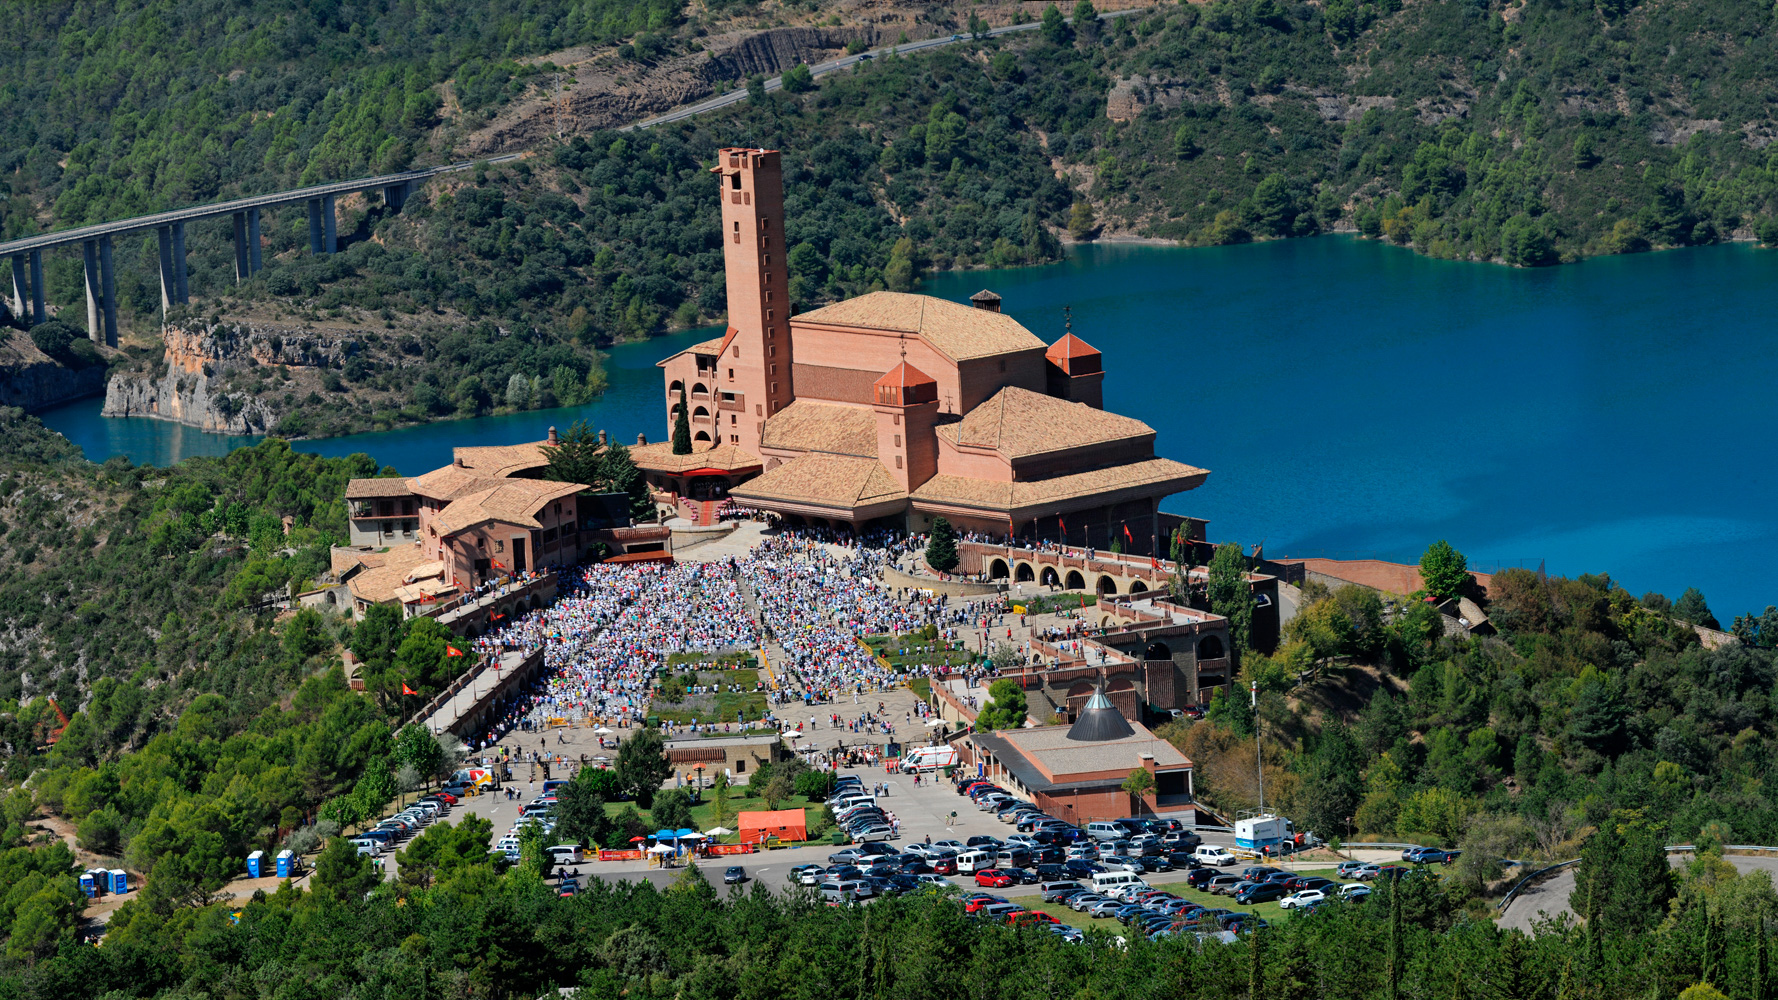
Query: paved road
1497 853 1778 933
626 7 1154 132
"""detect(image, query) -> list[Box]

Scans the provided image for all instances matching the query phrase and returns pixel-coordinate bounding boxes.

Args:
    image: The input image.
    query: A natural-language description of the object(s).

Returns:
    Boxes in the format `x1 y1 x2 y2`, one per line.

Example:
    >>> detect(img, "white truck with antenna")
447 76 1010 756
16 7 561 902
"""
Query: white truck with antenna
1234 811 1296 854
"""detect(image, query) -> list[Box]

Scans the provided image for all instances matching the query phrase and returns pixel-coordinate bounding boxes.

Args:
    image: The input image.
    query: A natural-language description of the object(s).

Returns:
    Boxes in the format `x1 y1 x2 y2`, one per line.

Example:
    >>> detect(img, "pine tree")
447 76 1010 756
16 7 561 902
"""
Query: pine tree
1702 909 1724 987
1248 925 1264 1000
1500 931 1531 1000
1388 880 1404 1000
672 385 693 455
1757 914 1772 1000
925 517 959 573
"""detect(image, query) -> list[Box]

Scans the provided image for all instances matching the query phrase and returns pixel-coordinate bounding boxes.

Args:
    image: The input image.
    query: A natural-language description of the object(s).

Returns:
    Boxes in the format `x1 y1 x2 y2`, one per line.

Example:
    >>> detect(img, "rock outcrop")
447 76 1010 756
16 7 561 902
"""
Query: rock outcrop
0 329 111 411
0 357 110 411
698 26 881 85
101 319 352 435
1106 76 1191 121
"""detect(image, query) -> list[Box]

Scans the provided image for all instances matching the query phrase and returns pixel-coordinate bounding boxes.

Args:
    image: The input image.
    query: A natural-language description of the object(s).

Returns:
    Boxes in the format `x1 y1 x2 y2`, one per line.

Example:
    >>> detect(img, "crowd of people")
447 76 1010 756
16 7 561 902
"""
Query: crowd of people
452 525 1031 754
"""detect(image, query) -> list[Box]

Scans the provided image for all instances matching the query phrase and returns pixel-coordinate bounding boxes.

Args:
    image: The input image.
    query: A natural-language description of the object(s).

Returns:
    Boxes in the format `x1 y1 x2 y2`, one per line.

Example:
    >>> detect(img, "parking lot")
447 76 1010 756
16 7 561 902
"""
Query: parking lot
366 755 1378 892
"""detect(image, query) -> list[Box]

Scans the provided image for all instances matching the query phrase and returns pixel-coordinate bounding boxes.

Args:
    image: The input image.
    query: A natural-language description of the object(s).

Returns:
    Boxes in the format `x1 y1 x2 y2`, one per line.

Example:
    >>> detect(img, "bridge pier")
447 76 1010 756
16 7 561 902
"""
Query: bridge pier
157 227 176 316
8 256 26 325
384 182 408 212
232 212 250 282
247 207 261 273
29 251 43 325
98 235 117 347
171 223 188 303
322 193 337 253
82 241 101 342
307 199 324 253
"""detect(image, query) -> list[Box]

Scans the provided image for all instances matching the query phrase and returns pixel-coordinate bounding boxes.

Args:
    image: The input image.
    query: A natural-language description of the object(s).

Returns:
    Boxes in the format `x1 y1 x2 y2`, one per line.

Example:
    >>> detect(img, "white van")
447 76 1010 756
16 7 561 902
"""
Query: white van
834 794 877 812
547 844 584 865
955 849 995 873
900 745 959 772
1091 870 1147 899
1085 821 1124 842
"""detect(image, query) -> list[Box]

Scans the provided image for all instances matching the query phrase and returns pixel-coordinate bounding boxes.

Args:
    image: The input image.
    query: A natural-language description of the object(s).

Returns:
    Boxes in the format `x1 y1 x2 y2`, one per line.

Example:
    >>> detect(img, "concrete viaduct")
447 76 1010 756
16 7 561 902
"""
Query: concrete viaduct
0 154 519 347
0 7 1153 348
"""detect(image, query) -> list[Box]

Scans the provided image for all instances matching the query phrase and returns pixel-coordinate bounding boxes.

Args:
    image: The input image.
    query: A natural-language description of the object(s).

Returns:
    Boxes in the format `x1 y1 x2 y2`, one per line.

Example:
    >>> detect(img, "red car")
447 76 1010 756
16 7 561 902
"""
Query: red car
974 869 1013 888
1006 910 1059 927
930 856 958 875
963 894 1008 913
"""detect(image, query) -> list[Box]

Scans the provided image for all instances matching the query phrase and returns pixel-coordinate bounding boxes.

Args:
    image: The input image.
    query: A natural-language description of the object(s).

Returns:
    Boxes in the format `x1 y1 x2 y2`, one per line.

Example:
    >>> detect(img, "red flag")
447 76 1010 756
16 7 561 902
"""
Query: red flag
1122 524 1133 544
1058 515 1067 540
446 645 464 657
401 683 418 696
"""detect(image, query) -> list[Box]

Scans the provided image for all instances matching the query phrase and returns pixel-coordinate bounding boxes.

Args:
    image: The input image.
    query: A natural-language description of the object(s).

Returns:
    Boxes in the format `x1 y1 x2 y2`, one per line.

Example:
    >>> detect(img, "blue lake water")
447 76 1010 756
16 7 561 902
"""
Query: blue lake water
39 236 1778 619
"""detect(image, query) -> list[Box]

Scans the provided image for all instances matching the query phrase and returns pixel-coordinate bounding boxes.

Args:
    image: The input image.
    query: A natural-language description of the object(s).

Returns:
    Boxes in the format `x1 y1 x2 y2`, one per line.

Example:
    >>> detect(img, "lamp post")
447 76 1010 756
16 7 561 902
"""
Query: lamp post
694 764 705 802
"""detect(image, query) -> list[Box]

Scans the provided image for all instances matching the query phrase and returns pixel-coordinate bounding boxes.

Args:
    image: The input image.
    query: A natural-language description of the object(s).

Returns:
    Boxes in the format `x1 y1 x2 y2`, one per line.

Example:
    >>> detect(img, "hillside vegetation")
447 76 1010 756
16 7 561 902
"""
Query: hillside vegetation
14 0 1778 435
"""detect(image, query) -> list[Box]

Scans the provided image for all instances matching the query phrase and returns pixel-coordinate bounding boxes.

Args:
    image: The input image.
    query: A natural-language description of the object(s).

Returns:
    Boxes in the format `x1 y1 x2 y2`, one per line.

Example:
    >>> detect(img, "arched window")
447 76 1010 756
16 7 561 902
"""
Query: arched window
1064 570 1085 591
692 382 709 396
989 559 1009 580
1095 575 1117 596
694 431 712 443
669 380 684 394
1198 635 1226 660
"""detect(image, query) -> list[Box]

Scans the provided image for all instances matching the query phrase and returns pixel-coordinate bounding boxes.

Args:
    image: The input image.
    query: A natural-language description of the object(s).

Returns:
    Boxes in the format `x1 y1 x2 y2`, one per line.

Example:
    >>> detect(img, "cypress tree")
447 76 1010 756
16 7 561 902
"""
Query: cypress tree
1249 925 1263 1000
1703 909 1724 987
1756 914 1772 1000
1387 880 1403 1000
925 516 959 572
672 385 693 455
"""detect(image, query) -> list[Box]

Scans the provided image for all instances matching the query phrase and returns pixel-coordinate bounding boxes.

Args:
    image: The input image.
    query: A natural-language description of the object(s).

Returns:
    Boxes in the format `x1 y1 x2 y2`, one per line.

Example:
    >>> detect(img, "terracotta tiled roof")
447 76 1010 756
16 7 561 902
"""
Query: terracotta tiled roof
344 542 436 605
760 400 878 458
911 457 1209 514
408 465 504 502
1045 333 1103 376
730 455 907 510
451 440 550 478
952 386 1152 459
1265 558 1494 597
345 477 414 499
874 361 937 390
793 291 1045 361
631 442 764 475
433 480 586 534
656 334 731 367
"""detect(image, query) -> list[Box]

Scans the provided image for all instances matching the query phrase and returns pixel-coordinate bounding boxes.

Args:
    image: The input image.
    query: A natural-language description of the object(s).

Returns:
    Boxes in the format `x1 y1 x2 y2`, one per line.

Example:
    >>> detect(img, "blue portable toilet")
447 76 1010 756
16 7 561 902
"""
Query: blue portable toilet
78 873 96 899
85 868 109 896
109 869 128 894
247 850 264 879
276 849 295 878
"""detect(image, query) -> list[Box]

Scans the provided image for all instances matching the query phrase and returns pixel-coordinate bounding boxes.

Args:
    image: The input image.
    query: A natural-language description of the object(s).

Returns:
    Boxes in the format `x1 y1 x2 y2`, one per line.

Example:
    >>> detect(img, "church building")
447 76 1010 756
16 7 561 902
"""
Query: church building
636 148 1208 554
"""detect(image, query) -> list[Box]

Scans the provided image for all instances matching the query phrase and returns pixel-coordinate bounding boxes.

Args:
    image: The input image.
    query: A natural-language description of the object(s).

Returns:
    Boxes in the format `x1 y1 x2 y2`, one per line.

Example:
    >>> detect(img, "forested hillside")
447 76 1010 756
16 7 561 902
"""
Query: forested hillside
15 0 1778 436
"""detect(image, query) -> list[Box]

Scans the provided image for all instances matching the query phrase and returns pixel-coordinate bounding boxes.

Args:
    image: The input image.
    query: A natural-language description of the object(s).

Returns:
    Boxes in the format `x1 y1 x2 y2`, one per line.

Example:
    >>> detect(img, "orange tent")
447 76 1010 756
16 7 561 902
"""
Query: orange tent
738 809 807 845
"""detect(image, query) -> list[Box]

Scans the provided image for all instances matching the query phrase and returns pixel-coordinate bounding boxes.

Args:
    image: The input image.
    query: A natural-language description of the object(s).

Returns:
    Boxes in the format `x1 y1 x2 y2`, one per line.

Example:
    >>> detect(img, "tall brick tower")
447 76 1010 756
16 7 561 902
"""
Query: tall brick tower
710 148 793 455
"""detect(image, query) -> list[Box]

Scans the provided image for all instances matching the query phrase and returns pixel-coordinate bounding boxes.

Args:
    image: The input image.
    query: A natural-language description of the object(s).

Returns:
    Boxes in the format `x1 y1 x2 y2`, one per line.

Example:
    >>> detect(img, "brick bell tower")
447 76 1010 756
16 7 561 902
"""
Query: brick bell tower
711 148 793 455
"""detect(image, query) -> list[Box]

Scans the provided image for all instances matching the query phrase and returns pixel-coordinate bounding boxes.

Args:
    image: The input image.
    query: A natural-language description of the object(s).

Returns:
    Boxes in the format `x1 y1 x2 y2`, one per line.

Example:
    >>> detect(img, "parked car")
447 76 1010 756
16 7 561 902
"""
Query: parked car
1336 860 1372 878
963 894 1008 914
974 869 1014 889
1185 867 1219 889
852 823 897 843
1341 884 1373 901
1193 846 1237 867
1205 874 1245 895
1041 881 1087 903
999 867 1038 885
1087 899 1127 918
965 836 1003 850
1403 847 1461 864
930 855 959 875
1279 889 1327 910
1068 893 1110 913
1064 860 1107 878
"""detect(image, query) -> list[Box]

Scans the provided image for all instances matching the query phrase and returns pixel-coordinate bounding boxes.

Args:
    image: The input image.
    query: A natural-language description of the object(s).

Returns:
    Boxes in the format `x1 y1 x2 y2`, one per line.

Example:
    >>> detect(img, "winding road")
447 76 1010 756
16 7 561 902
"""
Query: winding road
1497 853 1778 933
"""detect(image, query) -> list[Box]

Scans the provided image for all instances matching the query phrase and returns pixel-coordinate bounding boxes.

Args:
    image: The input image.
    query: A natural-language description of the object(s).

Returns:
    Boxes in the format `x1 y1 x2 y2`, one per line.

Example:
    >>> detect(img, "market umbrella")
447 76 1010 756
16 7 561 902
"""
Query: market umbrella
926 718 945 726
679 831 707 840
648 844 674 854
704 827 732 836
674 828 698 840
628 836 647 843
594 726 615 735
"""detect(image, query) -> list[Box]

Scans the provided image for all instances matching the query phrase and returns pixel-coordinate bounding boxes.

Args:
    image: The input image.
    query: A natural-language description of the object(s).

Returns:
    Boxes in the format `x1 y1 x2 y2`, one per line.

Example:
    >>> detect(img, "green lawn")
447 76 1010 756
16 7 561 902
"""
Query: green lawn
865 634 979 670
652 668 770 725
1014 594 1099 616
907 675 932 702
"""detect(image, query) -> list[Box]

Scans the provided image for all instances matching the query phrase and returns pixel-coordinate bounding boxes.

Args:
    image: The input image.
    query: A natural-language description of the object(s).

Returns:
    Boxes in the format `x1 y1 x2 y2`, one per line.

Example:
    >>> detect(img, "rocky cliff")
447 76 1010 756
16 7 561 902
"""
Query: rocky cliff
0 330 111 411
101 319 351 435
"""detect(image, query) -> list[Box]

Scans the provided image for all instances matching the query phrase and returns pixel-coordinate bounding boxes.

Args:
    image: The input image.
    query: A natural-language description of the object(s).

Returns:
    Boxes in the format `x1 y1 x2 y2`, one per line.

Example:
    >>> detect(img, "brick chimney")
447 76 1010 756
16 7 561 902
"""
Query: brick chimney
970 289 1002 313
547 425 559 445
